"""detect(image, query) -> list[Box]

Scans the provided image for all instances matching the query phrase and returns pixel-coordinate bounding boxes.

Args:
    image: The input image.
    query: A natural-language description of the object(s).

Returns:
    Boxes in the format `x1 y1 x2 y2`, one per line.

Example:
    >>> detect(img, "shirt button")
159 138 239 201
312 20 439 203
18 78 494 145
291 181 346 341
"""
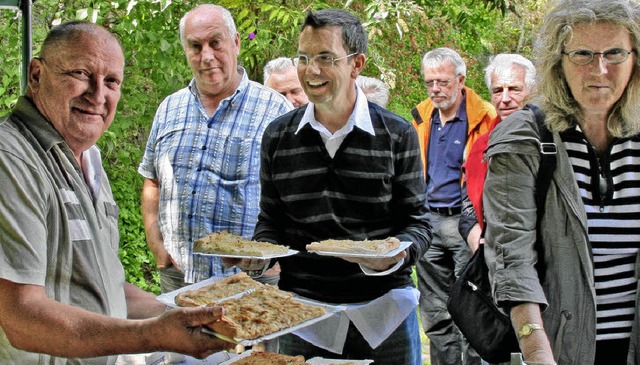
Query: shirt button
188 214 193 219
201 146 207 150
192 190 196 194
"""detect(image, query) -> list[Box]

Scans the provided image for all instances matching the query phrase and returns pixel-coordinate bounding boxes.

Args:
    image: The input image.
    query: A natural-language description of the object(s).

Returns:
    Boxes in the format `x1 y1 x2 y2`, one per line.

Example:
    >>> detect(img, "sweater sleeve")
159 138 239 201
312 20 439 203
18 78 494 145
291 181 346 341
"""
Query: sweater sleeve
391 124 432 266
252 122 284 245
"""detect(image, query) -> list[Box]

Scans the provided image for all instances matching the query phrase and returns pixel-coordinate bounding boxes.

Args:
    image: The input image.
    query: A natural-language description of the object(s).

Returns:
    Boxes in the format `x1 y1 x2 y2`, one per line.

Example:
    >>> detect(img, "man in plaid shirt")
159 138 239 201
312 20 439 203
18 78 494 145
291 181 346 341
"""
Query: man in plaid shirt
138 4 292 291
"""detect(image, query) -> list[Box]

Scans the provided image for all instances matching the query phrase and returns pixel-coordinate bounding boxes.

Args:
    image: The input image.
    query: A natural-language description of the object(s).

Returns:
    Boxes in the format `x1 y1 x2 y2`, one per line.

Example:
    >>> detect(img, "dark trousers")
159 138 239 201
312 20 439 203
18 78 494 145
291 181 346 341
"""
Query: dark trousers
416 213 481 365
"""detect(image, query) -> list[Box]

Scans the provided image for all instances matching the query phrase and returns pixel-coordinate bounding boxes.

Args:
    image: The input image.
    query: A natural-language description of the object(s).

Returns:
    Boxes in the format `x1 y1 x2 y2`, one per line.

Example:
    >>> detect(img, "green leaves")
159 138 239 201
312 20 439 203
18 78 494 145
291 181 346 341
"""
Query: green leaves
0 0 547 292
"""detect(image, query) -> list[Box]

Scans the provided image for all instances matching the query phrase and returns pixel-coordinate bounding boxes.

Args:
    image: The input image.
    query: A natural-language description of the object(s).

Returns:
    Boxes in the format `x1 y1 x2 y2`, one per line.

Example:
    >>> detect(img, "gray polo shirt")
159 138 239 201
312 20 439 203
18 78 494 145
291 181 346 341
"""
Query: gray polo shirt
0 97 126 364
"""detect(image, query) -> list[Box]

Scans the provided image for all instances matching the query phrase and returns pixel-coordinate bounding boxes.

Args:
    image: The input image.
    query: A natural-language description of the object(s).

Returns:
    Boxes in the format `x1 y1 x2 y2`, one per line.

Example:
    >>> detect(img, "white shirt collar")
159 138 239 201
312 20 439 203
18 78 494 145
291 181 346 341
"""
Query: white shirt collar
295 85 375 136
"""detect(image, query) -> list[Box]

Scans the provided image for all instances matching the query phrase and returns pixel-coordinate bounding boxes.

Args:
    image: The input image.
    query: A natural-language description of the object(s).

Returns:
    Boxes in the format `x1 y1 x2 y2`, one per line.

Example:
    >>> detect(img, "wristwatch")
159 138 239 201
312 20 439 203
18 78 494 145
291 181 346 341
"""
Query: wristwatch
518 323 544 338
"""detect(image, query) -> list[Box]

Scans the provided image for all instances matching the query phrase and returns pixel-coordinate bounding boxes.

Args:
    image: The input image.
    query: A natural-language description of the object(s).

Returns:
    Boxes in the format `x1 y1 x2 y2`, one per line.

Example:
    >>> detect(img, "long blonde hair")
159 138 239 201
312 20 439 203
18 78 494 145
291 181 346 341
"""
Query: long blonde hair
536 0 640 137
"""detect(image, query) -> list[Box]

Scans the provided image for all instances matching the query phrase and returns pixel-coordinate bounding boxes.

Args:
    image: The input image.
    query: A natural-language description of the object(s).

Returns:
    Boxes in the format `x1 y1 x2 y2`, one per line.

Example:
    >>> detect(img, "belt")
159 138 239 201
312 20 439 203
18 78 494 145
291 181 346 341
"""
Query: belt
430 206 461 216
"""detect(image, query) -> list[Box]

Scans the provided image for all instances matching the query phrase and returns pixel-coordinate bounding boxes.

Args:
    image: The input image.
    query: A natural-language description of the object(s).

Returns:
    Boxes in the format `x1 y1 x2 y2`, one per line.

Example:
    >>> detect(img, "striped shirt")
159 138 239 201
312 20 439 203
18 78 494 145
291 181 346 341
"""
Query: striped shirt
253 96 431 303
562 127 640 341
138 68 292 282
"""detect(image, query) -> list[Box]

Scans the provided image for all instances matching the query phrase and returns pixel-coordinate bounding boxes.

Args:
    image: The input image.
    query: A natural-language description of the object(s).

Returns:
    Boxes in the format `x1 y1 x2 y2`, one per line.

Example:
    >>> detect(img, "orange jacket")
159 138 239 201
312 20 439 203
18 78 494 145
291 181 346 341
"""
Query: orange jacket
410 86 496 178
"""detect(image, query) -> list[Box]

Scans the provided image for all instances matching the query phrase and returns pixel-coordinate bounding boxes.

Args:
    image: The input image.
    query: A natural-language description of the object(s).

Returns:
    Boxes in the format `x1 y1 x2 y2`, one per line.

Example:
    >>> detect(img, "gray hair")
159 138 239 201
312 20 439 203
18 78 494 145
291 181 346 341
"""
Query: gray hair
484 53 536 91
40 21 120 60
263 57 296 84
421 47 466 77
356 76 390 108
301 9 368 55
179 4 237 48
536 0 640 137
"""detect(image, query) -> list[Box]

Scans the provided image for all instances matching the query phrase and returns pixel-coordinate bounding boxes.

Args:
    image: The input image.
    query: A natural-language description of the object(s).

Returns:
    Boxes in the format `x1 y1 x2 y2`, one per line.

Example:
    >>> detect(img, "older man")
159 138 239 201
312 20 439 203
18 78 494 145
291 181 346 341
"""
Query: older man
0 21 231 364
459 54 536 252
356 75 390 108
412 47 496 365
264 57 309 107
139 4 292 291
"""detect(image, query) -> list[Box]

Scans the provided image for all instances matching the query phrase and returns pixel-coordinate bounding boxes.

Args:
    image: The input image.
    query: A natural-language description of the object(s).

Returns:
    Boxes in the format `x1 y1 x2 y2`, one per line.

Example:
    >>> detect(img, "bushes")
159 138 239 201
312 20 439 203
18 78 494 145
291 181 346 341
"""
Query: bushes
0 0 544 292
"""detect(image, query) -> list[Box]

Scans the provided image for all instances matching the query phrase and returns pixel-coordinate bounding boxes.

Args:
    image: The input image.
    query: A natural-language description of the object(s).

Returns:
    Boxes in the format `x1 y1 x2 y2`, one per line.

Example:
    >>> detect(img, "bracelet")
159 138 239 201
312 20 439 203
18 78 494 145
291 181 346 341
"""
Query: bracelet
518 323 544 338
244 266 268 278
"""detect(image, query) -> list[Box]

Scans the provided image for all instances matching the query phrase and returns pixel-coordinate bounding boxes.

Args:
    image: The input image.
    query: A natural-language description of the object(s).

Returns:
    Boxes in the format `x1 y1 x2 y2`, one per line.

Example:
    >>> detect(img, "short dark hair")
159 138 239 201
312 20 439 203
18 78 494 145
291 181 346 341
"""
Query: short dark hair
301 9 368 55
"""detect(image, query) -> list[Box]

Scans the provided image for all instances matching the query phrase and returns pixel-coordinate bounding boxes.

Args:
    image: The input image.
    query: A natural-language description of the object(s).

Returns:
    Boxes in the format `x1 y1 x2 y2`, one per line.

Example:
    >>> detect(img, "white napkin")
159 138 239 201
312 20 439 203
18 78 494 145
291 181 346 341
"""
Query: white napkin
292 287 420 354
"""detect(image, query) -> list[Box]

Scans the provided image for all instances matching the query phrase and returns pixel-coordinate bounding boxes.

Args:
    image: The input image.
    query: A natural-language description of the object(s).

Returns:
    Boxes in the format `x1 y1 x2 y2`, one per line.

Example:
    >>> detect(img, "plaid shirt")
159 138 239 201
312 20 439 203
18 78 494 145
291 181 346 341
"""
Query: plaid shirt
139 68 292 282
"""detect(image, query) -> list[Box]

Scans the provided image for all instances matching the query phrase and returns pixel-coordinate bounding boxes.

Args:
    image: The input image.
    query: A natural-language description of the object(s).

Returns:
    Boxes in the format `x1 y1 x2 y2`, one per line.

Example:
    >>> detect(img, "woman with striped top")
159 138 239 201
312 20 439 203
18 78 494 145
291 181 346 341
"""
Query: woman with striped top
482 0 640 364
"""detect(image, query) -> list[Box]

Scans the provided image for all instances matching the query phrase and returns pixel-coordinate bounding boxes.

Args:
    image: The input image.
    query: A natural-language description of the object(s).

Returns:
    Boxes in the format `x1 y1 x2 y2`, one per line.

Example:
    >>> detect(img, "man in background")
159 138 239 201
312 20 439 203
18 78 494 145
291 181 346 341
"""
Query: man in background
458 53 536 253
139 4 292 292
356 75 390 108
264 57 309 107
411 47 495 365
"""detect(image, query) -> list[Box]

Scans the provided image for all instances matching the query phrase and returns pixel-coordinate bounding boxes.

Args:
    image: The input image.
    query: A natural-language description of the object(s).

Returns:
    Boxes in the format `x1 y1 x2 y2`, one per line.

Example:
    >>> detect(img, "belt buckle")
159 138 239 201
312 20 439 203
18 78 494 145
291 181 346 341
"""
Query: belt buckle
433 207 453 216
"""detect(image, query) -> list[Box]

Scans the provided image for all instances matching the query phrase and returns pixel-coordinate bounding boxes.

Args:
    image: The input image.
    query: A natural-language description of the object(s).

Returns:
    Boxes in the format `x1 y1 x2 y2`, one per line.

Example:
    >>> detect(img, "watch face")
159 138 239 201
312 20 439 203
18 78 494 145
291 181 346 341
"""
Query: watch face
518 323 543 338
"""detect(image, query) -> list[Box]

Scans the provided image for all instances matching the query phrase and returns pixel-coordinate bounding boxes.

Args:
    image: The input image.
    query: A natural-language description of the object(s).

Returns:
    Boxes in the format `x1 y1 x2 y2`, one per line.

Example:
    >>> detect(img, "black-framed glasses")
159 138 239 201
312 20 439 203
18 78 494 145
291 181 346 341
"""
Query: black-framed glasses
562 48 635 66
293 53 358 68
424 77 458 89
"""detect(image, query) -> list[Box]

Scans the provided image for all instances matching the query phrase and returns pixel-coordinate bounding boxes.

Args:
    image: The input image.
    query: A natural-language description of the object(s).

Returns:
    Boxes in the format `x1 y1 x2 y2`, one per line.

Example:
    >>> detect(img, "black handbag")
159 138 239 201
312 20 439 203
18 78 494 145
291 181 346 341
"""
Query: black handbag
446 105 556 363
447 244 519 363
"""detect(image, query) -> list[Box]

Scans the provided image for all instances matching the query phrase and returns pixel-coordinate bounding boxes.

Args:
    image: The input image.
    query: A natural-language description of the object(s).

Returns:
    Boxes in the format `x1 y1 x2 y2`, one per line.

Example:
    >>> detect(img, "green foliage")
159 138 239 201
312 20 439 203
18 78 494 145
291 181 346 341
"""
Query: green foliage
223 1 304 81
0 11 21 114
0 0 547 293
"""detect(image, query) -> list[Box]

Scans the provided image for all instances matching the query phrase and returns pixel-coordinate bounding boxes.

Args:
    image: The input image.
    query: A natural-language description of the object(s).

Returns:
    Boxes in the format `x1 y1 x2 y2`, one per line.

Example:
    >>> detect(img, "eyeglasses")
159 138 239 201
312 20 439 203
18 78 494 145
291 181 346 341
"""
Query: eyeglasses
293 53 358 68
562 48 635 66
424 77 458 89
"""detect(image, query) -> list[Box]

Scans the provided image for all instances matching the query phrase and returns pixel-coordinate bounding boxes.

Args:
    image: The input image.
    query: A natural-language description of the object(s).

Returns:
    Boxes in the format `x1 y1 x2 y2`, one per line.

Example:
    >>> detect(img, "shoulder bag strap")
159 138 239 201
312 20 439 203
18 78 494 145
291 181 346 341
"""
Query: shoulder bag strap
527 104 557 283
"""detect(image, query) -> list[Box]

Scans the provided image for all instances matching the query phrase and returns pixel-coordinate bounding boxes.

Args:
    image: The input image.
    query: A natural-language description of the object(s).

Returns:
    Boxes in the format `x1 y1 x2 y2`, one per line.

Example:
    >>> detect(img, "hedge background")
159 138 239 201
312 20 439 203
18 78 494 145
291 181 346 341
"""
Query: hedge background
0 0 547 293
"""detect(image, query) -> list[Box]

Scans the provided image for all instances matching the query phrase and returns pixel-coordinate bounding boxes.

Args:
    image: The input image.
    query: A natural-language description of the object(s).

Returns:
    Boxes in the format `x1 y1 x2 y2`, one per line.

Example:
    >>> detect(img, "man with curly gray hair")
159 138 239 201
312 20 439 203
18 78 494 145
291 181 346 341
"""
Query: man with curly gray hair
356 75 390 108
459 53 536 253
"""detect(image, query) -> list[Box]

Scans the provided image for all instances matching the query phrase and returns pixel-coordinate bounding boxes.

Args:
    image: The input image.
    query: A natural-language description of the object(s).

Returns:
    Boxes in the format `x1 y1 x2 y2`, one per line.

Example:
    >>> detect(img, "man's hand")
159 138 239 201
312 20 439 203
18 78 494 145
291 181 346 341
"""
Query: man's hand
221 257 270 277
0 278 234 358
153 306 235 358
466 223 482 253
153 246 179 270
341 250 407 271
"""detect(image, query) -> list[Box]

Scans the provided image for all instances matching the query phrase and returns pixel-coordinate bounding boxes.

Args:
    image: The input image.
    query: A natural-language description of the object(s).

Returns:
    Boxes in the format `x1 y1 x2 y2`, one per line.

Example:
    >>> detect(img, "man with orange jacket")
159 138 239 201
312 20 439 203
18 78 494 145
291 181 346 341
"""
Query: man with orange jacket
411 47 495 365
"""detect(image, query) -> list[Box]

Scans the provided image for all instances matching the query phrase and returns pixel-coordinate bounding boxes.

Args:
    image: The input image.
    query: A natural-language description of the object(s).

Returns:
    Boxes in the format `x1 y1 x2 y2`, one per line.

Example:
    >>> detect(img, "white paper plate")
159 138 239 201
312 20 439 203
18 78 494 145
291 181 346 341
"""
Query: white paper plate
309 241 412 258
219 351 373 365
194 248 298 260
217 350 252 365
307 357 374 365
202 296 345 347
